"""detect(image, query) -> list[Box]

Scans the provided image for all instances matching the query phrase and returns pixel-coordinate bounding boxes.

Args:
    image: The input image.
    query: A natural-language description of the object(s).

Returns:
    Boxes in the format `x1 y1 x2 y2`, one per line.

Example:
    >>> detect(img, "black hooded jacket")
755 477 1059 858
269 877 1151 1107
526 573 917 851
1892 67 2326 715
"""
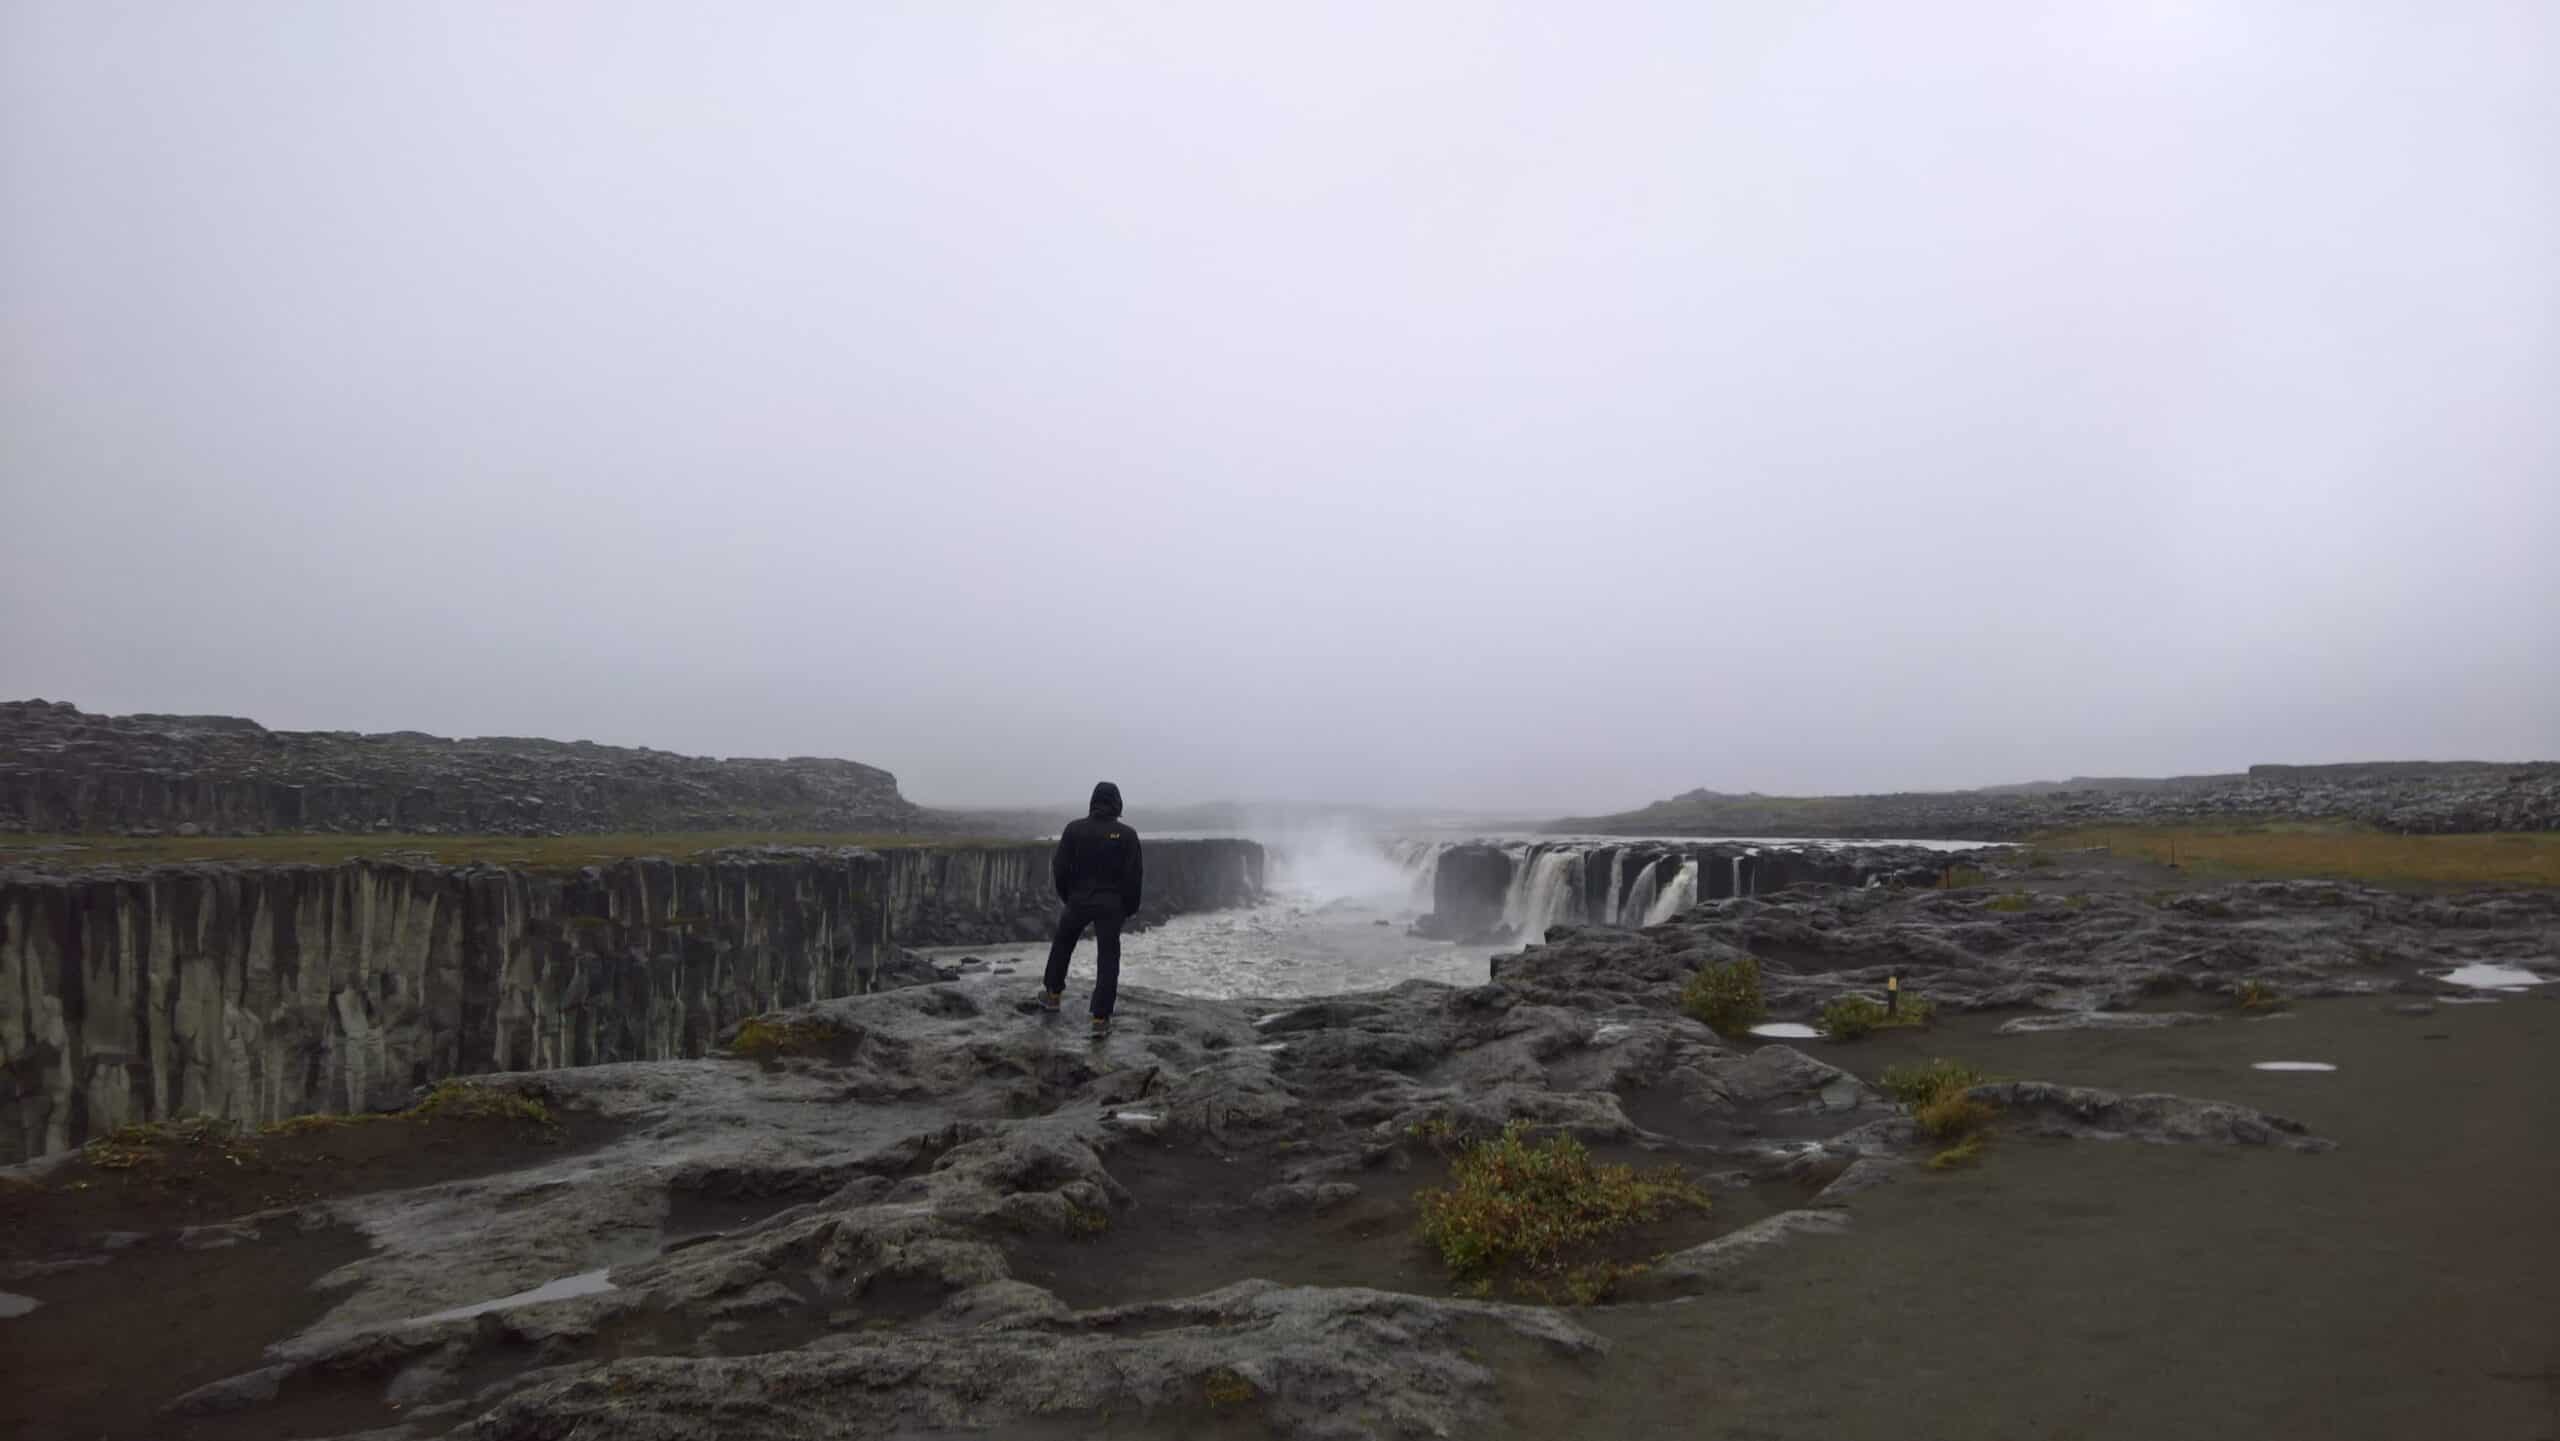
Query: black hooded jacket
1053 782 1142 915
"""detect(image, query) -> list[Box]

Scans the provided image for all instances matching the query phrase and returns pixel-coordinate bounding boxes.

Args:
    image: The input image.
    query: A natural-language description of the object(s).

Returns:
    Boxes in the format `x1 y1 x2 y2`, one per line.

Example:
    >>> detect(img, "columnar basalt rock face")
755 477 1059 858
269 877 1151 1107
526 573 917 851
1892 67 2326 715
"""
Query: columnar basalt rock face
0 700 927 836
0 841 1262 1162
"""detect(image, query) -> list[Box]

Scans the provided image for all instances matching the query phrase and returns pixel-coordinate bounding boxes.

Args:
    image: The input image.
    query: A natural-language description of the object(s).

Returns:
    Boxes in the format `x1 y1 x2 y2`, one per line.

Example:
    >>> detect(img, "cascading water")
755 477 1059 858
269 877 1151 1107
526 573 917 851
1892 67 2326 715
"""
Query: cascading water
1642 860 1699 926
1601 852 1624 926
1501 847 1582 944
1619 859 1660 929
1390 838 1447 912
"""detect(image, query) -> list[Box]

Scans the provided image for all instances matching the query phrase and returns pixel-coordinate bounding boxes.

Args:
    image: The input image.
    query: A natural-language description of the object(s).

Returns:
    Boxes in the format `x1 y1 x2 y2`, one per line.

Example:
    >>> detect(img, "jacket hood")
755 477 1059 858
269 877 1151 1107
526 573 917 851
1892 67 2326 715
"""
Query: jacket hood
1088 782 1123 819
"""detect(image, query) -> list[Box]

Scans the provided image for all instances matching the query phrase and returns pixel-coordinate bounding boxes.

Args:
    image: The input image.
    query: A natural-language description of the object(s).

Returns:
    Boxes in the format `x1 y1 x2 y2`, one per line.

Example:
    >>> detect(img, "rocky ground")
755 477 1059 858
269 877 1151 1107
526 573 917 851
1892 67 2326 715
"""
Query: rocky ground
1555 761 2560 838
0 700 925 836
0 849 2551 1440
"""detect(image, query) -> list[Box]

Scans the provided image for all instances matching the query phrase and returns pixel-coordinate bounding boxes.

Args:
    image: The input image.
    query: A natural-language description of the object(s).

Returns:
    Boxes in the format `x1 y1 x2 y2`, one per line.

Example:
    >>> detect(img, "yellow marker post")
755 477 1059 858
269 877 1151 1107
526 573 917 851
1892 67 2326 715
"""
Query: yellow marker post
1887 974 1900 1015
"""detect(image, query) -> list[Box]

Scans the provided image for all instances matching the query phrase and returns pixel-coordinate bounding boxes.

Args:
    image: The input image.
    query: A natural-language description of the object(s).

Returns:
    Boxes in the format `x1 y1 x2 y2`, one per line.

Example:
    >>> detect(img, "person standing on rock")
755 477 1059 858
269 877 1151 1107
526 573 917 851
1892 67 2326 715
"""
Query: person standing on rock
1043 781 1142 1036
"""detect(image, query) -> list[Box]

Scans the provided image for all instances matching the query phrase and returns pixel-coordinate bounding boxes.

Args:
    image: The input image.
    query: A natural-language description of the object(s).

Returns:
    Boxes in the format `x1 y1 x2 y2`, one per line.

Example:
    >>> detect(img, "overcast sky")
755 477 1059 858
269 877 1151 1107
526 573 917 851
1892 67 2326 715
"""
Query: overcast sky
4 3 2554 813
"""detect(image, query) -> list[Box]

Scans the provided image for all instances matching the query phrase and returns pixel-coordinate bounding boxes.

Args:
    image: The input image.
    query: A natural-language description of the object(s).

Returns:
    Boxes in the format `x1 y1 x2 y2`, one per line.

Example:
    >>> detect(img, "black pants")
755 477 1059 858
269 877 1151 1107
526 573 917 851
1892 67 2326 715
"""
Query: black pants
1043 897 1124 1017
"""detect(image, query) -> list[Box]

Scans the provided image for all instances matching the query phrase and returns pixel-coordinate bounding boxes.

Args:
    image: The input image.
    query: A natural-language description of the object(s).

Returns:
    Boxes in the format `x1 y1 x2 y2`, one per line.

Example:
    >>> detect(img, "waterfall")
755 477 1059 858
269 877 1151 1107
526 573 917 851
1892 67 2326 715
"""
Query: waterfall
1602 853 1624 926
1497 846 1534 927
1642 860 1699 926
1501 847 1582 944
1391 839 1446 911
1731 855 1745 900
1619 859 1660 929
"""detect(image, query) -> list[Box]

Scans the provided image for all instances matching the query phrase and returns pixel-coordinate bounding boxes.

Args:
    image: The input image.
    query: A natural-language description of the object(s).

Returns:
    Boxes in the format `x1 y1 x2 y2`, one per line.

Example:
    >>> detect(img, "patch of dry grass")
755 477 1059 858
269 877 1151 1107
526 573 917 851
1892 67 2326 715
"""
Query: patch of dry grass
2035 823 2560 889
1879 1059 1998 1168
0 830 1023 873
726 1015 850 1061
1416 1122 1710 1300
1821 993 1935 1040
1202 1368 1257 1407
2234 979 2286 1010
1926 1133 1987 1170
409 1079 557 1128
80 1117 254 1170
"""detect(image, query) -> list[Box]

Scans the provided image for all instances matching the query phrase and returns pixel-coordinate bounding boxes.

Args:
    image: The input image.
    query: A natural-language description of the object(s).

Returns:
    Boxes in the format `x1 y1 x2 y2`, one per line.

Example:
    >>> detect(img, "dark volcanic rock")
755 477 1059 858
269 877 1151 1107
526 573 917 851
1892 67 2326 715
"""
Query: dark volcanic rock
0 699 931 836
1556 760 2560 839
15 856 2493 1441
0 842 1263 1163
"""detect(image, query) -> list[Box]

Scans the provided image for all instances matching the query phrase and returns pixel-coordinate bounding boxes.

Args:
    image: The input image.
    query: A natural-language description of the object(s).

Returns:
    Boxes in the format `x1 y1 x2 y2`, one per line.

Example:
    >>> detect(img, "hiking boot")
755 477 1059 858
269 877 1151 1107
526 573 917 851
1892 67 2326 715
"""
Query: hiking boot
1090 1014 1112 1038
1038 989 1062 1014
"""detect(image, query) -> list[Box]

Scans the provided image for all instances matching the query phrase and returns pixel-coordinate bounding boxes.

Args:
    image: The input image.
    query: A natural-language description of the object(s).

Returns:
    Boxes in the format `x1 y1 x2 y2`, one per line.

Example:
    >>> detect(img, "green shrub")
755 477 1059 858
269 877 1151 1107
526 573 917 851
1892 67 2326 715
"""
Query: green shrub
1820 993 1934 1040
1203 1369 1256 1407
1407 1114 1459 1146
1986 892 2032 913
2234 979 2286 1010
1879 1057 1998 1160
1879 1059 1986 1107
1938 865 1989 890
1556 1260 1648 1306
728 1015 848 1060
1914 1087 1997 1141
412 1079 556 1129
1417 1122 1709 1296
81 1117 249 1170
1678 955 1767 1034
260 1111 393 1137
1927 1133 1986 1170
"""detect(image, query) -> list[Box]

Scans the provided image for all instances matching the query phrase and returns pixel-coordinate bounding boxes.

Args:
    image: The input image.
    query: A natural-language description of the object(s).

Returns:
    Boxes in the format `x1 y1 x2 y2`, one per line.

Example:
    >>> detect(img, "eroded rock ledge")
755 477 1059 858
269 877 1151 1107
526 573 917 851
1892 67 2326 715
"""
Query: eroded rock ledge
7 864 2491 1441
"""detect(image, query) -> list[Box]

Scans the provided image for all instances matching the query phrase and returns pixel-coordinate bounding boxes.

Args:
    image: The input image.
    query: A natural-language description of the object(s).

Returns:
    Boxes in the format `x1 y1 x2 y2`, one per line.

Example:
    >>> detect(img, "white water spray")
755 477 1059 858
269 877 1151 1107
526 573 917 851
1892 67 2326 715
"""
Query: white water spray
1502 847 1582 944
1620 859 1660 929
1642 860 1699 926
1388 838 1447 912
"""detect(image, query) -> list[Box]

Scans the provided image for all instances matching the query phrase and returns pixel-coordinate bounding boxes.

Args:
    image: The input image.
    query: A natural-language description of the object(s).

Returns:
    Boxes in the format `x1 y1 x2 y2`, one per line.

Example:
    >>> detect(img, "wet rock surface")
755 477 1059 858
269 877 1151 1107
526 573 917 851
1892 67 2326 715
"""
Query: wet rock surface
3 852 2514 1440
1530 869 2560 1023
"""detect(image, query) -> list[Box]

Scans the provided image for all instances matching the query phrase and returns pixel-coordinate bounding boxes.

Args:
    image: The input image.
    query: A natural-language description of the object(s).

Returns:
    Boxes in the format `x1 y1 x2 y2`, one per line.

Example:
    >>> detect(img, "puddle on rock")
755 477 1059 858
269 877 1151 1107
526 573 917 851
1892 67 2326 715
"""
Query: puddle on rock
0 1290 38 1318
409 1269 616 1326
1747 1023 1823 1040
2251 1062 2338 1072
2433 963 2549 991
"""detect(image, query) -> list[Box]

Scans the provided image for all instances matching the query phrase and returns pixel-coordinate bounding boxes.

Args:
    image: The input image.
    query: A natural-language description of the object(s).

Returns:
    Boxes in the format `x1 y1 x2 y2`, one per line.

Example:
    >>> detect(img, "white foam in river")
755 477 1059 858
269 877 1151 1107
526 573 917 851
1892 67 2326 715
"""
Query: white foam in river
1748 1022 1823 1039
2251 1062 2337 1072
0 1290 39 1319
